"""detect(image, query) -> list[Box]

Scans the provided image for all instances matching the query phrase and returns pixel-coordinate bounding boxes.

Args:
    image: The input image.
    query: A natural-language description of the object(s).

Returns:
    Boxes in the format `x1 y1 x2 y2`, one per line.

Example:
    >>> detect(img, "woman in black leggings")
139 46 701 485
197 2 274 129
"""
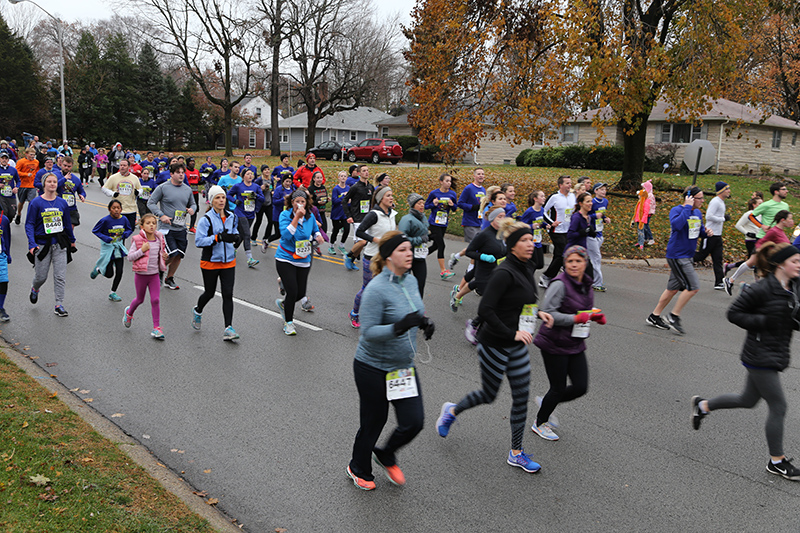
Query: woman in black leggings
398 193 430 297
425 172 458 279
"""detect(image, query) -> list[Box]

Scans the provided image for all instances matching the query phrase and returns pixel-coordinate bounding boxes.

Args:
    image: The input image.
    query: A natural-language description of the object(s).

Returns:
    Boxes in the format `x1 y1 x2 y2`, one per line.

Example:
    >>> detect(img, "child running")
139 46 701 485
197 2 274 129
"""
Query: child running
91 199 134 302
124 213 167 339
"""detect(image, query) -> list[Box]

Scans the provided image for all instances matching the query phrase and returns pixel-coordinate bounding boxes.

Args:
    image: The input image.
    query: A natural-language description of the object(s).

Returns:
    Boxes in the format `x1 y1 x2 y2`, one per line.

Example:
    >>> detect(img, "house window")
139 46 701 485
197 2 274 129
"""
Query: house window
350 130 357 141
792 132 797 147
280 129 288 143
249 129 256 148
304 129 308 143
661 123 702 144
773 130 782 150
561 124 576 143
255 107 262 118
534 133 545 146
381 127 389 137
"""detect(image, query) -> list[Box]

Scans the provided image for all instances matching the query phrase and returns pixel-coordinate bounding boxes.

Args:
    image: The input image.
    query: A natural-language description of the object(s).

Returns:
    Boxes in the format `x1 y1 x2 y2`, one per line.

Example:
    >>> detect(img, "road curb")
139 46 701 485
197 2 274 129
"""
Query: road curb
0 338 244 533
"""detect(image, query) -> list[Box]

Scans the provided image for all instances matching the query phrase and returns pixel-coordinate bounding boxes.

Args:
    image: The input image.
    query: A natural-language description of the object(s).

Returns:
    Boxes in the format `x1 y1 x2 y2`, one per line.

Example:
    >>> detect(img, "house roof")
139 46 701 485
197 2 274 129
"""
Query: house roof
278 107 393 131
571 98 800 131
374 114 410 126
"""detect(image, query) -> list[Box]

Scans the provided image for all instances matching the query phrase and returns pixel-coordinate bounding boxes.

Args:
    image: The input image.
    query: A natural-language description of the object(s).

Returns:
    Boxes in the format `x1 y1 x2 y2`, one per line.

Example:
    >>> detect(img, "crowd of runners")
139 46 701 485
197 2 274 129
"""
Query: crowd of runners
1 137 799 490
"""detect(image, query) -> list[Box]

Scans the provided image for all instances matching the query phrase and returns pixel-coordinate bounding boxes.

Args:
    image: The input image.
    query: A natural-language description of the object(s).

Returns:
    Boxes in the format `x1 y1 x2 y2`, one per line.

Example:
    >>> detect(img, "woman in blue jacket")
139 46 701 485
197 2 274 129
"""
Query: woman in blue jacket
192 185 241 342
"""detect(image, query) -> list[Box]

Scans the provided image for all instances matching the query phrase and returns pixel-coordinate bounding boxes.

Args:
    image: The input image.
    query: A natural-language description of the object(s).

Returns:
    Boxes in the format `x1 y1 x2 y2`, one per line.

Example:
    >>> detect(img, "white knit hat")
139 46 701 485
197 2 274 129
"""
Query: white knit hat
207 185 226 202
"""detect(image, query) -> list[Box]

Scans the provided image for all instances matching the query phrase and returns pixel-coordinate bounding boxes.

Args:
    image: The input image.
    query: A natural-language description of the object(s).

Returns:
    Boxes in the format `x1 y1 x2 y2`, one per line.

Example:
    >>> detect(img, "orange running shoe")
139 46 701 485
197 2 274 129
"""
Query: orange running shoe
346 466 376 491
372 452 406 486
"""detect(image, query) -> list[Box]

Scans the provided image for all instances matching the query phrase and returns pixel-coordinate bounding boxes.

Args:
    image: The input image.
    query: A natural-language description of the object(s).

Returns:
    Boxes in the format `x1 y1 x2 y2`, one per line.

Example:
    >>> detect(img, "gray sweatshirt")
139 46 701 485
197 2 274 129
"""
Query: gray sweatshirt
148 180 196 232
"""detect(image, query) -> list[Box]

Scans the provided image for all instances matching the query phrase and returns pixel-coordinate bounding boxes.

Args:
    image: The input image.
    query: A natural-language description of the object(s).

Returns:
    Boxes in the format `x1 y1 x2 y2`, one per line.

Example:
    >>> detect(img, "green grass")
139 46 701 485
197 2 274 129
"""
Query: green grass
0 352 215 533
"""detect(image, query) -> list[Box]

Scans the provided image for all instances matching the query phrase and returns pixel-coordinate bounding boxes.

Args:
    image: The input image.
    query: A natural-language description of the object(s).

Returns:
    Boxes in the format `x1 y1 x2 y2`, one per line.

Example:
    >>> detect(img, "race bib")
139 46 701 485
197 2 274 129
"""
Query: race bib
62 193 75 207
519 303 538 334
172 210 187 226
688 217 701 239
533 227 543 243
571 310 594 338
99 163 106 169
564 207 574 219
360 200 369 214
139 187 151 200
595 208 606 232
244 198 255 212
386 368 418 401
42 209 63 234
82 163 89 169
118 182 133 196
295 239 311 258
0 185 11 197
190 183 199 192
414 243 428 259
434 210 448 225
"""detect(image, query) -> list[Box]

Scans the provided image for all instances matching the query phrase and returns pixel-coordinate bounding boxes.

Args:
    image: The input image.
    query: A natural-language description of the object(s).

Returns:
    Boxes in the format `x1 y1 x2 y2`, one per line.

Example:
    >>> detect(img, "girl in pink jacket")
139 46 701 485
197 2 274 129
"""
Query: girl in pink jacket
631 181 652 250
123 213 168 339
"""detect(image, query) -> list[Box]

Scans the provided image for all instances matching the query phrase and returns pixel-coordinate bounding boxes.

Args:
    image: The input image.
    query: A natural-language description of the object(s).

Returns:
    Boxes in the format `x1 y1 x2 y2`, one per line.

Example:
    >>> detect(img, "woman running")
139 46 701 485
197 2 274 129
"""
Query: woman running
566 192 596 279
94 148 109 187
722 196 763 294
265 172 295 246
425 172 458 280
329 171 351 255
90 199 134 302
349 185 397 329
192 185 241 342
531 245 605 441
726 210 794 294
228 168 264 268
346 231 435 490
274 188 323 336
307 170 329 235
520 190 548 271
501 183 518 219
124 213 167 339
252 164 274 244
436 219 553 473
398 193 430 297
692 242 800 481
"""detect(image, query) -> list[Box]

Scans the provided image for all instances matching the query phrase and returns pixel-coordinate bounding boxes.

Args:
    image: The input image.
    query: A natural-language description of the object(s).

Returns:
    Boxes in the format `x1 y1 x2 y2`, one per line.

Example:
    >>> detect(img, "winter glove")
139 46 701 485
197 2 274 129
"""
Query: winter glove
590 313 606 325
113 191 119 198
394 312 425 336
746 232 756 239
219 231 238 243
480 253 496 263
421 316 435 340
724 214 731 222
70 244 78 253
574 312 590 324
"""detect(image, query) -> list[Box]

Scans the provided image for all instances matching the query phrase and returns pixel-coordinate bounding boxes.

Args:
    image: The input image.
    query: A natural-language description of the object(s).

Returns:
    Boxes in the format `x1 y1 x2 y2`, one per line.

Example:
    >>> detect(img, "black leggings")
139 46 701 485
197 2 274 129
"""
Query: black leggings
411 258 426 298
252 205 274 241
316 210 328 234
104 256 125 292
330 219 350 244
190 193 199 228
349 359 424 481
543 232 567 279
275 260 310 323
97 168 107 186
532 246 544 271
195 266 235 327
428 225 447 259
536 350 589 426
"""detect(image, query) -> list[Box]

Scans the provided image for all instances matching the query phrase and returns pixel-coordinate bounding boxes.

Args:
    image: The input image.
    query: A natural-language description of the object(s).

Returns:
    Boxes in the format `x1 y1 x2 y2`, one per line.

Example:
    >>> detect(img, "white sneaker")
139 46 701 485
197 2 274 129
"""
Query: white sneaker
531 422 559 441
283 321 297 336
538 276 550 289
535 395 559 428
447 253 459 271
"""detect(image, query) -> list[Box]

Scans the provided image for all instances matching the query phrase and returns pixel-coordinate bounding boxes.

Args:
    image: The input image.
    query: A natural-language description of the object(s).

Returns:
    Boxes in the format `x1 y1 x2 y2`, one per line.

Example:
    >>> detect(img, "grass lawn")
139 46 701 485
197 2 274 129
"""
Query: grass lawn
0 350 217 533
182 150 800 261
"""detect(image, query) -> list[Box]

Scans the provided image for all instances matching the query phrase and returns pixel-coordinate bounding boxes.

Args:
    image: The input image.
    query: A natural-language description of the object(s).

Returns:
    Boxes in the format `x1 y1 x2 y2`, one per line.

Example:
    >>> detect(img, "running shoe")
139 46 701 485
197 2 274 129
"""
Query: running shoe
436 402 457 437
691 395 706 430
0 308 9 322
767 458 800 481
301 299 315 312
647 239 655 245
191 307 202 330
507 448 541 473
247 257 260 268
188 227 196 234
278 277 285 296
283 321 297 336
646 313 670 330
251 239 258 247
328 246 336 255
741 282 751 293
108 292 122 302
345 255 357 271
593 285 607 292
440 269 455 280
163 277 179 290
14 215 20 225
464 319 478 345
449 285 460 312
151 327 165 340
314 246 322 257
668 313 685 335
276 298 286 322
531 422 559 441
90 267 100 279
261 240 269 254
350 310 360 329
346 465 376 491
372 452 406 486
538 276 550 289
223 326 239 341
29 287 39 304
723 277 733 296
338 244 347 255
713 283 725 291
447 253 459 271
123 306 132 328
535 395 559 429
54 305 68 317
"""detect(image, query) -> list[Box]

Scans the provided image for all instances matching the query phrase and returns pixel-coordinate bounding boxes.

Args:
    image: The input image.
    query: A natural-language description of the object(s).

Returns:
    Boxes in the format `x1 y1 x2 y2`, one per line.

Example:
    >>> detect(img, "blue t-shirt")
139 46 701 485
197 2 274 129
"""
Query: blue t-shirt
92 214 133 244
345 176 360 188
25 195 75 248
425 189 458 227
520 206 548 248
57 174 86 213
228 181 264 220
138 177 157 202
272 184 294 221
34 167 63 191
458 183 486 227
271 165 295 180
217 175 243 211
505 201 518 220
140 160 158 175
590 197 609 236
0 166 20 199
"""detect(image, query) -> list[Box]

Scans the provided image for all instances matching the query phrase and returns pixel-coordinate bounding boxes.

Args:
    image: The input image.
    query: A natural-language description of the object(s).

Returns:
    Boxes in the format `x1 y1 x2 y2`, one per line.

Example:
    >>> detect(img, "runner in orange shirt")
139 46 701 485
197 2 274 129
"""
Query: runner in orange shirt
14 147 40 224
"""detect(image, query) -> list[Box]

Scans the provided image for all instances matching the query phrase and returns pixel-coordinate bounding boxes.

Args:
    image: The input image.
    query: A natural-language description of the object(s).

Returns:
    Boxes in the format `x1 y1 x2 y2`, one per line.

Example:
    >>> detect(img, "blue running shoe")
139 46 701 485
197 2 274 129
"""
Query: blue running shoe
191 306 202 330
507 448 541 473
345 255 356 271
276 298 285 322
223 326 239 341
436 402 457 437
123 306 132 328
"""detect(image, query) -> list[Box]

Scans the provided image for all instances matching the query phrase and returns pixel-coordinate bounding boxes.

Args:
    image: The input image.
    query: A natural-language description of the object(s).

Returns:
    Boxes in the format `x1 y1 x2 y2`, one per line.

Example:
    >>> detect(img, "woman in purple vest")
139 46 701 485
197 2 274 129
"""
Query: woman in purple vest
532 245 606 441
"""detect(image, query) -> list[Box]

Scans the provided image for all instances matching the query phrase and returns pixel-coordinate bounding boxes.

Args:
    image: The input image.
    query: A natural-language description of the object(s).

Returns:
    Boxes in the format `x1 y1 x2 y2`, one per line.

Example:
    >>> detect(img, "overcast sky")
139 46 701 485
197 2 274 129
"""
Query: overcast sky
3 0 416 25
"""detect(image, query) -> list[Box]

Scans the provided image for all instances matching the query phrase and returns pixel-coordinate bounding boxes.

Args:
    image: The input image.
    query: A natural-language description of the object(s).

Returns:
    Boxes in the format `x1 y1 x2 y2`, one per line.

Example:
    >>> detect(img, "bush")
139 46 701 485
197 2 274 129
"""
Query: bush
516 148 533 167
644 143 677 172
395 135 420 153
561 144 590 168
585 145 625 170
520 144 623 171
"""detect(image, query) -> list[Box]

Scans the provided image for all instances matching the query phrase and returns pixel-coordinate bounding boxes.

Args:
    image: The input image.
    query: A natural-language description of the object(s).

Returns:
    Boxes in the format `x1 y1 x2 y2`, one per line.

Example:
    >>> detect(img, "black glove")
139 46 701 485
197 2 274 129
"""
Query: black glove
746 232 756 239
421 316 435 340
585 227 596 237
113 192 119 198
70 244 77 253
134 189 139 197
219 231 238 243
420 235 430 243
393 312 425 336
724 214 731 222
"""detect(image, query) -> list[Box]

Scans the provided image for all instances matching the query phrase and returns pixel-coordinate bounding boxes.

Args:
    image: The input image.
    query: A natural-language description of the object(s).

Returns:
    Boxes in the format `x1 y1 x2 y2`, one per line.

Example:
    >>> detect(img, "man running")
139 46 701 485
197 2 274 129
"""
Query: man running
102 159 142 228
693 181 730 290
538 175 575 288
447 168 486 271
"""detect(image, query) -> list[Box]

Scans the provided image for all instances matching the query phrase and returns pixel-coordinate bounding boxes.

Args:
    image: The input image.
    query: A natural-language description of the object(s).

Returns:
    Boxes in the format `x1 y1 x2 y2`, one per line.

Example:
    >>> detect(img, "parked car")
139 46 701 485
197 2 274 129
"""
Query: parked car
346 138 403 165
307 140 354 161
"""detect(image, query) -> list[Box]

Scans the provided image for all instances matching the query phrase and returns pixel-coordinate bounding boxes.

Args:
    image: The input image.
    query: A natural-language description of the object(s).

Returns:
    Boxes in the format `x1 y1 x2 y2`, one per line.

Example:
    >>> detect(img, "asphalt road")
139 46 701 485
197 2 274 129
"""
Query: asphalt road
5 190 800 532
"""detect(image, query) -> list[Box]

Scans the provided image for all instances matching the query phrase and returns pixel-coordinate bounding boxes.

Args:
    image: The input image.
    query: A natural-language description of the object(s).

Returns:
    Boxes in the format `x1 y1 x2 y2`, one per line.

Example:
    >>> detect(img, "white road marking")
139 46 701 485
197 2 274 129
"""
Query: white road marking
192 286 322 331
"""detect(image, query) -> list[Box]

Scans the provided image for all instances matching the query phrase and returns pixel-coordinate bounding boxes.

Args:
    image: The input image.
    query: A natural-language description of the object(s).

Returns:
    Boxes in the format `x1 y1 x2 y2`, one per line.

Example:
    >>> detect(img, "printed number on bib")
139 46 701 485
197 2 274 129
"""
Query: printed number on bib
173 210 187 226
434 210 448 225
0 185 11 197
294 239 311 258
595 208 606 232
519 303 538 334
360 200 369 214
82 163 89 169
571 310 593 338
414 243 428 259
386 368 418 401
565 207 574 219
62 193 75 207
140 188 151 200
42 211 63 234
118 182 133 196
687 218 701 239
244 198 255 212
533 227 543 243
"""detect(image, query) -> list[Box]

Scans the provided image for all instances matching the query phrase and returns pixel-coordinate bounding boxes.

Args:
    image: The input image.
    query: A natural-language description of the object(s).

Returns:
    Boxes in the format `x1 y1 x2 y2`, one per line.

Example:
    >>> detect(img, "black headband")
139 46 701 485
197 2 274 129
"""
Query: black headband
770 245 800 265
506 226 532 250
379 233 409 259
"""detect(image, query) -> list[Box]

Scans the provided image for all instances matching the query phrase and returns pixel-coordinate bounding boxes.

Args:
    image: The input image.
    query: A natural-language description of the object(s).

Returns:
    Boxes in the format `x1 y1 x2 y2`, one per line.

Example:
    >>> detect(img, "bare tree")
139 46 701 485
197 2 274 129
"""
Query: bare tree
256 0 287 156
133 0 265 156
283 0 403 151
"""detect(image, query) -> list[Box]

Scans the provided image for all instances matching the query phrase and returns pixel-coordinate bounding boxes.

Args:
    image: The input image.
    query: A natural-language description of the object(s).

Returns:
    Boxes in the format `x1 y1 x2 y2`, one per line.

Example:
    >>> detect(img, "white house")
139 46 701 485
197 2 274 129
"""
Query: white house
216 95 283 150
276 107 393 154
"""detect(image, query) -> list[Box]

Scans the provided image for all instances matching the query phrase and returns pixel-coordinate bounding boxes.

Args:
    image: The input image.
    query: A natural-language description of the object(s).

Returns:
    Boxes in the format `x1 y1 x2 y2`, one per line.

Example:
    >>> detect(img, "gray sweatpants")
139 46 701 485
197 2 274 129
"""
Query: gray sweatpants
587 235 603 287
708 367 787 457
33 245 67 306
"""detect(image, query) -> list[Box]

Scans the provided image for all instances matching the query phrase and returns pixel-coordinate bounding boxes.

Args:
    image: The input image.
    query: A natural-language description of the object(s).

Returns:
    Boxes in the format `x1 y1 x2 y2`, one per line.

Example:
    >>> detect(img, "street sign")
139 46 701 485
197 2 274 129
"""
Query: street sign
683 139 716 173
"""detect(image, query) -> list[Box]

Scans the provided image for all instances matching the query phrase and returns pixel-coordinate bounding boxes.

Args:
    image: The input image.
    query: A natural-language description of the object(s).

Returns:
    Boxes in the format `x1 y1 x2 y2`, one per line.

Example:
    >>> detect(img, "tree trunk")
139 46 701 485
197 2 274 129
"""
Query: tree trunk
619 112 650 191
270 0 282 156
306 112 318 153
224 106 233 157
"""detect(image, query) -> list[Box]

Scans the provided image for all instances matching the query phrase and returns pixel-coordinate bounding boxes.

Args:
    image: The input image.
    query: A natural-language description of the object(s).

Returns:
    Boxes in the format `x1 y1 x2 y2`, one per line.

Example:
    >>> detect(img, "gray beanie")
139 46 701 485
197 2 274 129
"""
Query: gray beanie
408 193 425 208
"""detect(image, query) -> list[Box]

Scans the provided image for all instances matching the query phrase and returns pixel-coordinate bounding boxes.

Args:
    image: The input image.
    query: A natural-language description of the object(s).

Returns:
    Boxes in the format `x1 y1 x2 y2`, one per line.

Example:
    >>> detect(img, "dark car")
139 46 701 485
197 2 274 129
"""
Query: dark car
346 138 403 165
307 141 354 161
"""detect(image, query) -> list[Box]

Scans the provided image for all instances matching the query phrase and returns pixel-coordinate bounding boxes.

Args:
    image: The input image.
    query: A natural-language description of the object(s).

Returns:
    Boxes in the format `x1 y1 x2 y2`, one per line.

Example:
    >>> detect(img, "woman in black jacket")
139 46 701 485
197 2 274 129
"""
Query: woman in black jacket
692 242 800 481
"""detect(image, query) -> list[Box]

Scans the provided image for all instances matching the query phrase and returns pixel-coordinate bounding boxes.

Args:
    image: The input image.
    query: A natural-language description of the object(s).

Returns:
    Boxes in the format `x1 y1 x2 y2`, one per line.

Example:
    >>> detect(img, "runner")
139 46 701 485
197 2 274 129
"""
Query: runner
228 168 264 268
10 147 38 222
25 172 77 317
329 171 351 255
566 192 596 280
723 196 763 293
200 156 217 183
192 185 241 342
539 175 576 288
185 157 201 233
520 190 549 272
436 219 553 473
398 193 430 297
342 165 374 271
137 168 156 216
307 171 329 235
349 185 397 328
501 183 518 219
645 186 712 335
0 206 12 321
448 168 486 271
346 231 435 490
90 199 133 302
216 161 242 211
238 153 257 178
147 162 196 291
56 156 86 229
274 189 323 336
265 172 295 246
692 181 731 290
77 146 92 184
691 242 800 481
587 183 611 291
425 172 458 279
94 148 109 186
0 151 20 221
531 245 605 441
293 153 324 189
102 159 141 228
33 155 64 193
251 165 274 245
271 154 294 182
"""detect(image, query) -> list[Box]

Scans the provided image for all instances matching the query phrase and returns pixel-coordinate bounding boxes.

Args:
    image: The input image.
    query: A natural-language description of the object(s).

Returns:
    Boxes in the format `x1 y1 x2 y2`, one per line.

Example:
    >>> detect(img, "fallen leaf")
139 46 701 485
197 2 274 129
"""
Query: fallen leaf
206 498 219 505
275 529 288 533
83 398 93 403
3 404 14 409
69 388 79 392
29 356 37 360
80 457 94 463
29 474 50 486
44 409 52 414
79 390 90 394
38 491 58 502
157 463 166 468
45 363 57 368
193 490 208 497
48 392 57 398
110 413 124 418
142 434 150 439
21 421 28 429
203 469 211 474
177 450 185 454
49 374 57 378
170 449 178 453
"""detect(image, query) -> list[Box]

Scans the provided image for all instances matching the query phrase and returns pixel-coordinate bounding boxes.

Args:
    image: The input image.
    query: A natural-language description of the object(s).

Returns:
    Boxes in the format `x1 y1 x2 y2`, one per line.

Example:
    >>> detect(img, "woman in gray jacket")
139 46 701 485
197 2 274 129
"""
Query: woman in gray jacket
398 193 430 297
